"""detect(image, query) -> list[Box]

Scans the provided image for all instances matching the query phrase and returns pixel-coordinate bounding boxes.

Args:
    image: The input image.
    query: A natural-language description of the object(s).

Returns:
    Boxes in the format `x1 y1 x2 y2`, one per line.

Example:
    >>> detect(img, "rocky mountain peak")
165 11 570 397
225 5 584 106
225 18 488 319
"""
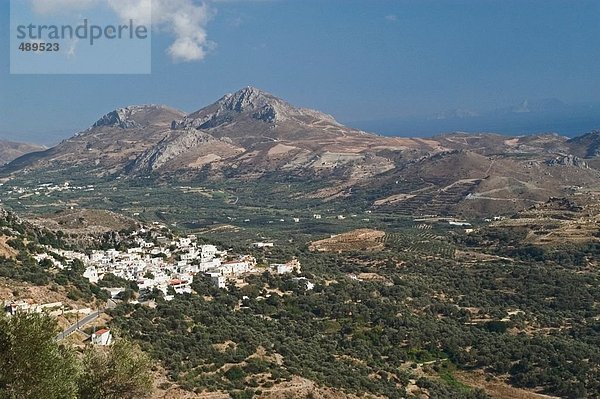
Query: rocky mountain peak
216 86 297 123
91 105 185 129
174 86 343 132
92 107 143 129
220 86 275 112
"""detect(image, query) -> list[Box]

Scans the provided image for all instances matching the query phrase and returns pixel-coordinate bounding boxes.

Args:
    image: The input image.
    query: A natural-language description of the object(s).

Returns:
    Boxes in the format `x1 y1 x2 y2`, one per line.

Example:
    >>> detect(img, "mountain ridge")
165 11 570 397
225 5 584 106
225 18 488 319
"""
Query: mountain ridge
2 87 599 217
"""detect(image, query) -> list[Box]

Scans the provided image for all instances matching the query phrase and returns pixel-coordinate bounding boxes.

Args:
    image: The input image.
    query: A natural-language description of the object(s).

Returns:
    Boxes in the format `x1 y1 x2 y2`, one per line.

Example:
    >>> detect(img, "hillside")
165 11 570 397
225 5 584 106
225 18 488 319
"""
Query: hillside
3 105 186 174
0 139 44 165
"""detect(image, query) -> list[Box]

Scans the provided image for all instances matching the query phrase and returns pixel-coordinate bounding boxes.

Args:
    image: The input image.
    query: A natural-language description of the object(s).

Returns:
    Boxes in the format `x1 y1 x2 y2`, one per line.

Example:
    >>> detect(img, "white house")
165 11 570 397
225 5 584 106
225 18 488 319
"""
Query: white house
89 251 104 262
220 260 250 275
169 279 192 294
103 287 125 299
91 329 113 345
270 258 301 275
199 258 221 272
177 237 192 248
83 266 99 284
200 245 218 261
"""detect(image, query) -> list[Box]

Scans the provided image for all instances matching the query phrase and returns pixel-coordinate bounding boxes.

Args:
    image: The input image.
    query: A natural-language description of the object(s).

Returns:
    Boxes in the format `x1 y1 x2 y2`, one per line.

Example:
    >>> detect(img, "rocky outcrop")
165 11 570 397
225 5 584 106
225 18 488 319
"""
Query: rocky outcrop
546 154 588 168
92 105 185 129
92 107 142 129
127 129 242 173
129 130 217 172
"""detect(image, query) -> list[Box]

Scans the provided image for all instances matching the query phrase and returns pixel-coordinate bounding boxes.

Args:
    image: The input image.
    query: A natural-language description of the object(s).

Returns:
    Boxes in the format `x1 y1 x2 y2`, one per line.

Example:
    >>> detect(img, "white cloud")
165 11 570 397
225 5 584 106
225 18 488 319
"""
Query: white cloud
30 0 215 62
107 0 152 25
107 0 215 62
151 0 215 62
385 14 398 23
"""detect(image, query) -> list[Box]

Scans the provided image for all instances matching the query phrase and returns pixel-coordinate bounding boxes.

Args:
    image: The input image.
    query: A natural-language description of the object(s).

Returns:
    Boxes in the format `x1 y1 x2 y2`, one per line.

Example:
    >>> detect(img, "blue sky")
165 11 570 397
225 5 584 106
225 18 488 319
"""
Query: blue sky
1 0 600 145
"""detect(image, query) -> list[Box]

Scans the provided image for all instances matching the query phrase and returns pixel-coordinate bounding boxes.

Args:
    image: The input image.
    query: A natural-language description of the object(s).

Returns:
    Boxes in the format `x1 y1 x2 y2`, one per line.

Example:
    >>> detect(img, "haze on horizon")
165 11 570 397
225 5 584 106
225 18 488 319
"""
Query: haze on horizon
1 0 599 145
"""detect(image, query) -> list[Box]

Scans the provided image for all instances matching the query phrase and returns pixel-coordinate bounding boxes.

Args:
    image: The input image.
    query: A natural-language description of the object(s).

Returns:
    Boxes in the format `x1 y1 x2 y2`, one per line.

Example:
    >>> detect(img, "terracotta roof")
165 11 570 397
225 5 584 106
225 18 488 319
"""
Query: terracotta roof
94 329 110 336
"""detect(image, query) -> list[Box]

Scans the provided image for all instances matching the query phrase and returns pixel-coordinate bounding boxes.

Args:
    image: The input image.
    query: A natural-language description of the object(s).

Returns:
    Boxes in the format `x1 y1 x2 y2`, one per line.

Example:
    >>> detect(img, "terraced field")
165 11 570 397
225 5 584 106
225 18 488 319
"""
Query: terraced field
379 231 456 259
374 179 481 216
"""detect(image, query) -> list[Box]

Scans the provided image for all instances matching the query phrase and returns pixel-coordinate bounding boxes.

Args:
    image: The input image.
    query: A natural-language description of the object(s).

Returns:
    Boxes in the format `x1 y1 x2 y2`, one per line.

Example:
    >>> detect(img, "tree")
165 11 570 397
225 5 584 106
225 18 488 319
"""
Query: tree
119 288 136 302
0 312 154 399
0 312 79 399
78 340 153 399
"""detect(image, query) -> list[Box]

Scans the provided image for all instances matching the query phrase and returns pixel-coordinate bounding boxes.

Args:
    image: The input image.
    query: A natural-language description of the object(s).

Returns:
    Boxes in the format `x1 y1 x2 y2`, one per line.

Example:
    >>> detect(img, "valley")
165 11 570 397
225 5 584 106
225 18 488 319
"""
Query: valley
0 88 598 399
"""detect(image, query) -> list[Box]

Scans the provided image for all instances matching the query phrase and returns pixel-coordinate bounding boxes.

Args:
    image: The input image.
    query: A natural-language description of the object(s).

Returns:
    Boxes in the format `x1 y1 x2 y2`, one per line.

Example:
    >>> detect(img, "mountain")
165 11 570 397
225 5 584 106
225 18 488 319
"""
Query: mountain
0 139 45 166
130 87 442 176
173 86 354 145
567 131 600 157
2 87 600 217
3 86 438 178
3 105 186 174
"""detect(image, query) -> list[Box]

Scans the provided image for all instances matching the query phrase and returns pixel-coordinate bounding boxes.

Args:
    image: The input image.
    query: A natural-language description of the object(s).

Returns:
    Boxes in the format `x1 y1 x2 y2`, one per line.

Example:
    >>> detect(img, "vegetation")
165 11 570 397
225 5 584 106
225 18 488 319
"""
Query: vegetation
0 178 598 398
0 312 153 399
0 312 79 399
78 340 153 399
0 210 109 301
107 235 600 398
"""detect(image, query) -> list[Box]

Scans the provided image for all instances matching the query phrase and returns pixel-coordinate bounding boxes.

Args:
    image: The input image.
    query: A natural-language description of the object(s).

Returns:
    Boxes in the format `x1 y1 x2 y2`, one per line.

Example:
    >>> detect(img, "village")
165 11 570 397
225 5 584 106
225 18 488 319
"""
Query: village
3 225 305 344
34 224 302 297
77 231 302 297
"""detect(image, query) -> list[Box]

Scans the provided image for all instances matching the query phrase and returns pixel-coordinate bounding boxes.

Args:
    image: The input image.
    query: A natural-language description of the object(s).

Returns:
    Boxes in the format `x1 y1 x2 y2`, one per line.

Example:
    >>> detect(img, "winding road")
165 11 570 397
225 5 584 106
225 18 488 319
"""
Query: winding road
54 300 117 341
55 309 102 341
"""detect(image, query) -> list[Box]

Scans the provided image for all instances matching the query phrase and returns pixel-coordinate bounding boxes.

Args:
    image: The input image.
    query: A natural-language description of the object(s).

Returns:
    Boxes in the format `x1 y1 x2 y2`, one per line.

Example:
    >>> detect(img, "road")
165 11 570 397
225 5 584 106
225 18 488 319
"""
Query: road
55 308 104 341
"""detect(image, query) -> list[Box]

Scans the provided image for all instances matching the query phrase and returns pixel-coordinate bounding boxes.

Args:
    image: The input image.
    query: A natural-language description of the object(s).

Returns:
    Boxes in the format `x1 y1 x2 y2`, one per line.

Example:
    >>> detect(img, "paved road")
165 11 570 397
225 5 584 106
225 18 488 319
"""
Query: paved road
55 308 104 341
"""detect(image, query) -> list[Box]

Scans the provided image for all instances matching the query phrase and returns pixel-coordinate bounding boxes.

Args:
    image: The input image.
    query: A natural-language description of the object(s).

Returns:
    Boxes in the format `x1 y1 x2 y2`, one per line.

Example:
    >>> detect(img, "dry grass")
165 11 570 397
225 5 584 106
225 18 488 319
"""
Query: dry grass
456 371 560 399
309 229 385 252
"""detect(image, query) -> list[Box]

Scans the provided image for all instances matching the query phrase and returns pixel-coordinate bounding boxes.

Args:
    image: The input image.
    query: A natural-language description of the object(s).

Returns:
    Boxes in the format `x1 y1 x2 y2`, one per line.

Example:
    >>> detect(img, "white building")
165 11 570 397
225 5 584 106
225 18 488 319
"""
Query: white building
213 276 226 289
91 329 113 346
103 287 125 299
169 279 192 294
199 258 221 272
200 245 218 261
177 237 192 248
207 271 226 289
83 266 99 284
220 260 250 275
270 258 301 275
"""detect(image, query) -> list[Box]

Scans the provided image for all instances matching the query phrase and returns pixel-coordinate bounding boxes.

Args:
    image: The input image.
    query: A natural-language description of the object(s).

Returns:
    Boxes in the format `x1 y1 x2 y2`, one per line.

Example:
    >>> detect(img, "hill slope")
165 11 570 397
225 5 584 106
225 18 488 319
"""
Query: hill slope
0 139 45 166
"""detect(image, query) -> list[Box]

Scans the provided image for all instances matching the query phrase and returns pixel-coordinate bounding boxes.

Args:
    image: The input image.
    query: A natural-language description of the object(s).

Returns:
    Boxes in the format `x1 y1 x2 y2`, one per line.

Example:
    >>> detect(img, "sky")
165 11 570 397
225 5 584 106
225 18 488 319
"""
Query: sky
1 0 600 145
